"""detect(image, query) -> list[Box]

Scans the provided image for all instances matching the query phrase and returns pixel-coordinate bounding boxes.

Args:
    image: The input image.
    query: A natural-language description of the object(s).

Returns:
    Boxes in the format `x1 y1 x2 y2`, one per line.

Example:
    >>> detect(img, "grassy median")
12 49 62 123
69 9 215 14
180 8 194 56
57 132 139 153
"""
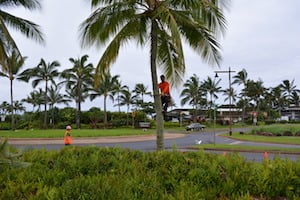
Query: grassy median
0 128 156 138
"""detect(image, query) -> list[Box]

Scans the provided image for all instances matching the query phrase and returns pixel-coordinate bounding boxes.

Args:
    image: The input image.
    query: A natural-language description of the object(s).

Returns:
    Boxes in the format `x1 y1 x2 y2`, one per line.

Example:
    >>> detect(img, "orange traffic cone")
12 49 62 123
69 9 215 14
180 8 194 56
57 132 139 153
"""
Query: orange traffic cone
263 151 269 159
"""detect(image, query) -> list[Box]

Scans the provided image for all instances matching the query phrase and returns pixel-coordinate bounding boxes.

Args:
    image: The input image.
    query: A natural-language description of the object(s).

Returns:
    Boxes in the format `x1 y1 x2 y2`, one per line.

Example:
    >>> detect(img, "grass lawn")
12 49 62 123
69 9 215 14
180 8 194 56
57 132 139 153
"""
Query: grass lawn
208 127 300 153
1 125 300 153
0 128 156 138
195 144 300 153
222 131 300 145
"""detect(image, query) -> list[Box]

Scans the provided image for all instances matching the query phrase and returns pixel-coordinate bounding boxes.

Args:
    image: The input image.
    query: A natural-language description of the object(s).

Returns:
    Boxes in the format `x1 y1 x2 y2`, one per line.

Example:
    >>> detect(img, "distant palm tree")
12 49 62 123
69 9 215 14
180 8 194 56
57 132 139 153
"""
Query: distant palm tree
113 80 128 113
0 51 26 130
269 86 287 117
132 83 152 109
118 88 135 126
280 79 300 106
90 73 119 128
290 91 300 107
180 74 205 122
11 100 25 115
80 0 229 150
0 0 44 67
223 87 237 104
22 89 44 127
233 69 249 122
47 85 71 127
61 55 94 128
22 90 44 112
0 101 10 115
201 76 221 123
245 79 266 112
19 59 60 128
202 76 221 109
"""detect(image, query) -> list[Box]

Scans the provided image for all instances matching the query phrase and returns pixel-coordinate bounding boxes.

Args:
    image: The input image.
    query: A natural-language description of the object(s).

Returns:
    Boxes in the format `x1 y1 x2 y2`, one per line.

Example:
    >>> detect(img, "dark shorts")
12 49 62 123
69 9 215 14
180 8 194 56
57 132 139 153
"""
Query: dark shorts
161 95 171 104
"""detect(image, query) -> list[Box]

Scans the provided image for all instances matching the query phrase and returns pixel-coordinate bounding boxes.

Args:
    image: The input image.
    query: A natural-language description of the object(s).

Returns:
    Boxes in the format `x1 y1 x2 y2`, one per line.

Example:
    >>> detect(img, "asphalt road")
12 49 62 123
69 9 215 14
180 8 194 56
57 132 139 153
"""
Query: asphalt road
10 128 300 162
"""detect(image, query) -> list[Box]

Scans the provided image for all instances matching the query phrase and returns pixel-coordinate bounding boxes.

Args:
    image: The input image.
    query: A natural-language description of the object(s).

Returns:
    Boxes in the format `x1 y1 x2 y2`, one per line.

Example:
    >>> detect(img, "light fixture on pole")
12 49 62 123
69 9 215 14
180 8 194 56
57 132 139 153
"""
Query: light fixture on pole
214 67 236 136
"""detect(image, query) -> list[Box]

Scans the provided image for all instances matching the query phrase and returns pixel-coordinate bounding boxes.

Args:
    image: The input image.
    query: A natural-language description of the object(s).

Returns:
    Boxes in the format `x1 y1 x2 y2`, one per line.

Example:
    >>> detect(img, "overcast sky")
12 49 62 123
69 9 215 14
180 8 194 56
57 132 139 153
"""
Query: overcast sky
2 0 300 112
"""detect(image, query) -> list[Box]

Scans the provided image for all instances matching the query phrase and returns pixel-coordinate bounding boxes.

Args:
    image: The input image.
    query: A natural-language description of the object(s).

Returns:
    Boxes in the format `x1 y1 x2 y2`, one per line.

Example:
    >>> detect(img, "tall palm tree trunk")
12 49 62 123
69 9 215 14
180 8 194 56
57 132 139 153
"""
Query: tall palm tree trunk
103 95 107 128
10 78 15 130
242 97 246 123
194 100 199 122
76 82 82 129
76 101 81 129
51 105 55 128
44 80 48 128
126 105 129 126
150 20 164 150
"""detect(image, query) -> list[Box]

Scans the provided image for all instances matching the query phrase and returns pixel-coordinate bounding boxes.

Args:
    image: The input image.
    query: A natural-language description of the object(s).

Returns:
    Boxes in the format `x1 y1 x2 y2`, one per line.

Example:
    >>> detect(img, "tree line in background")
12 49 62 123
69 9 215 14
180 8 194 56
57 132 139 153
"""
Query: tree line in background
0 54 156 129
181 70 300 123
0 54 299 130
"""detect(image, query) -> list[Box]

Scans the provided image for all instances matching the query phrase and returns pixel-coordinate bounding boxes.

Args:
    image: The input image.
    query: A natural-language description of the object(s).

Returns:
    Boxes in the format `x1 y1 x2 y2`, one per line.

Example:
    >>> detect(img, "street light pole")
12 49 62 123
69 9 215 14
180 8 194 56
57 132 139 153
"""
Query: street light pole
213 73 219 145
215 67 236 136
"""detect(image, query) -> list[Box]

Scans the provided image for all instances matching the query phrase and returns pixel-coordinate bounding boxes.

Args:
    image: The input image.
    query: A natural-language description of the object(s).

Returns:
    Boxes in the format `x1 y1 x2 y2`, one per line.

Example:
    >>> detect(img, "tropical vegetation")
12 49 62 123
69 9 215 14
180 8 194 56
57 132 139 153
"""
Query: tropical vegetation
1 0 300 147
79 0 230 150
1 146 300 199
0 0 44 130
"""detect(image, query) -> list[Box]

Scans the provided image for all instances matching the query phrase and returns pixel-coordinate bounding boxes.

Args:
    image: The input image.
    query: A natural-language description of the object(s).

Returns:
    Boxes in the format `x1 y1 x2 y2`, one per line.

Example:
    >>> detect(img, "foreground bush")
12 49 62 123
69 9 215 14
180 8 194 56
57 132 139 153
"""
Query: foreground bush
1 146 300 199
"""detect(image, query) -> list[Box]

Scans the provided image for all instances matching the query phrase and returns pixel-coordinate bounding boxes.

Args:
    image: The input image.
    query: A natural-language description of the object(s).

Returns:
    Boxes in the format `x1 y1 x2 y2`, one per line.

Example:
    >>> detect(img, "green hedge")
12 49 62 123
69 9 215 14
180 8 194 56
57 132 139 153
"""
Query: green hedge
1 146 300 199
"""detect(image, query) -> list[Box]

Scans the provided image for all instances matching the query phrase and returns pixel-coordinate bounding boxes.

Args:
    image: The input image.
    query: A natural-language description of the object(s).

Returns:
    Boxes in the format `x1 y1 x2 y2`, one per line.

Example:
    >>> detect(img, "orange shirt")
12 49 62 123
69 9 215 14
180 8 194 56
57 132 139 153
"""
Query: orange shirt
158 81 170 96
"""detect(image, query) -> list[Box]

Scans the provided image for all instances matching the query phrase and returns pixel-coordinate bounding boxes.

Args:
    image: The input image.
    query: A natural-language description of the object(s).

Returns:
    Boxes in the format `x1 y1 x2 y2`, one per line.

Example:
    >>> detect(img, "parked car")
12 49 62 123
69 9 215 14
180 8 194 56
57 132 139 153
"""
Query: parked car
186 123 206 131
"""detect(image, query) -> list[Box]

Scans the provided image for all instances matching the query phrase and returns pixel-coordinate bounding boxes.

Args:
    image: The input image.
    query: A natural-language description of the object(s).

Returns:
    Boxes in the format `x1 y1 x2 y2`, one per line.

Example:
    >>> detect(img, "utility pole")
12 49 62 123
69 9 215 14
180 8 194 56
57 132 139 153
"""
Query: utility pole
215 67 236 136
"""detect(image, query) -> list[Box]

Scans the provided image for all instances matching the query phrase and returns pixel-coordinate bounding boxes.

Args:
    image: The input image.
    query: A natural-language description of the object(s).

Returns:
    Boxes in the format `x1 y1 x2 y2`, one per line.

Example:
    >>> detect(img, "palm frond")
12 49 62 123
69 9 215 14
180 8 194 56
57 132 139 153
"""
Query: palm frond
0 138 31 169
0 0 42 10
0 10 44 43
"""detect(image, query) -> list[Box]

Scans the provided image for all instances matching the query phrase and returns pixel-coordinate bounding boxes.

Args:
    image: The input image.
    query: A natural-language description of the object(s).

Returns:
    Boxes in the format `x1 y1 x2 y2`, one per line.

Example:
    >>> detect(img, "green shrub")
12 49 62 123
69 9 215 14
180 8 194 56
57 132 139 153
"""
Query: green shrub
1 146 300 199
0 122 11 130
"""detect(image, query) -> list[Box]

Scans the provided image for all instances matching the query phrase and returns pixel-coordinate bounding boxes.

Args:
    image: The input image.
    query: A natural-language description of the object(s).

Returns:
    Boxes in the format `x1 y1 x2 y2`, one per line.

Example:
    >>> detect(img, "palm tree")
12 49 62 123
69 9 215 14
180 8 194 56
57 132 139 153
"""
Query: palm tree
201 76 221 123
22 90 44 112
245 79 266 113
202 76 221 109
19 59 60 128
90 73 119 128
180 74 204 122
233 69 248 122
223 87 237 104
61 55 94 129
47 85 71 127
290 91 300 107
132 83 152 109
0 0 44 68
280 80 300 106
21 89 44 127
11 100 25 115
0 101 10 116
113 80 129 113
0 51 26 130
269 86 287 117
118 88 135 126
80 0 229 150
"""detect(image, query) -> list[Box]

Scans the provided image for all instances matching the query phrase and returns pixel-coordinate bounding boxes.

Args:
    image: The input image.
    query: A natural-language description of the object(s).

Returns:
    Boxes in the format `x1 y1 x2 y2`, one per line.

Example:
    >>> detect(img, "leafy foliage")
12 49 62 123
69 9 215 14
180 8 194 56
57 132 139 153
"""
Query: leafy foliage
1 146 300 199
0 138 31 169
